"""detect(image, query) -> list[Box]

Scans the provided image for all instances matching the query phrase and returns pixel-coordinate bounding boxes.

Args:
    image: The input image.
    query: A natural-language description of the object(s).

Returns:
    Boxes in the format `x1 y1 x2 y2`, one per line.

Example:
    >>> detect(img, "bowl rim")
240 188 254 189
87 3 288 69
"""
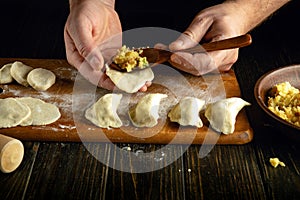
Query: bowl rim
254 64 300 131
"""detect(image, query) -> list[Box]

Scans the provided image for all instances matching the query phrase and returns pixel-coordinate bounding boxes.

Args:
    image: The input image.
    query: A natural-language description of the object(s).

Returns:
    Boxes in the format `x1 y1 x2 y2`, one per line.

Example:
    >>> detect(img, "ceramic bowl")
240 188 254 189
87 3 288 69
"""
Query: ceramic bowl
254 64 300 141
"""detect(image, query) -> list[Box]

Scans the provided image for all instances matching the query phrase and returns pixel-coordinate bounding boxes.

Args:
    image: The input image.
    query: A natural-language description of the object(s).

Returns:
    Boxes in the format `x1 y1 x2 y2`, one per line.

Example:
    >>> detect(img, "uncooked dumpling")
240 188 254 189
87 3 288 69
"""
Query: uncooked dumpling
0 63 13 84
168 97 205 127
106 65 154 93
0 98 31 128
27 68 56 91
85 93 123 128
204 97 251 134
10 61 33 87
129 93 167 127
17 97 61 126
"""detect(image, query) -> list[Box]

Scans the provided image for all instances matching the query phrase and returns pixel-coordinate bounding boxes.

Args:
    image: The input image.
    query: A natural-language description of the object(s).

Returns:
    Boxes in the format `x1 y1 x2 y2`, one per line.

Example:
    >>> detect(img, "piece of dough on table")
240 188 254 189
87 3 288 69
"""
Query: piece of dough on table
27 68 56 91
10 61 33 87
0 63 14 84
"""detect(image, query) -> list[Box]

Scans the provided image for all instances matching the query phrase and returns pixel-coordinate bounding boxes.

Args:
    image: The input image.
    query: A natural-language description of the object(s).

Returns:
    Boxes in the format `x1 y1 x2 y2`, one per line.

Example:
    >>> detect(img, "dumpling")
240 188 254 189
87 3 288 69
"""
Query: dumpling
85 93 123 128
106 65 154 93
129 93 167 127
168 97 205 127
204 97 251 134
0 63 14 84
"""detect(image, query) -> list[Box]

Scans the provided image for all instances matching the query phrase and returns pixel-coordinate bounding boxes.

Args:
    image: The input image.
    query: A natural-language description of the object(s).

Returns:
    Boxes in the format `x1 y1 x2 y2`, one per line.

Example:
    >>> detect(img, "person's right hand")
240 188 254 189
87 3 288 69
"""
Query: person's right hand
64 0 122 90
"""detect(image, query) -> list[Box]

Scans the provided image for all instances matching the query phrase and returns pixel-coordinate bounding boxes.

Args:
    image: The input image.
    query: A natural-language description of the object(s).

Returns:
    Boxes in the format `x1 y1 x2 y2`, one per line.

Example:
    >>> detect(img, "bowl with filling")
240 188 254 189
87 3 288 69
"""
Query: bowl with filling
254 64 300 141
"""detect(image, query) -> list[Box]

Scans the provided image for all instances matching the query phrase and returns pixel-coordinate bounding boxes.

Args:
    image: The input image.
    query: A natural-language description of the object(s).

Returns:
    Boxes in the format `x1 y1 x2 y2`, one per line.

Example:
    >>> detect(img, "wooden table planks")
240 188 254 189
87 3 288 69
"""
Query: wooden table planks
0 58 253 144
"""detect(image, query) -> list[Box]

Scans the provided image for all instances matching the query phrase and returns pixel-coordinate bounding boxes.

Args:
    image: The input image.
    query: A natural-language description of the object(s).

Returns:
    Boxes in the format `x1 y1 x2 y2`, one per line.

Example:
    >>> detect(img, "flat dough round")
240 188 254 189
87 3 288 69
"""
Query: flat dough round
0 98 31 128
16 97 61 126
10 61 33 87
27 68 56 91
106 65 154 93
85 93 123 128
0 63 14 84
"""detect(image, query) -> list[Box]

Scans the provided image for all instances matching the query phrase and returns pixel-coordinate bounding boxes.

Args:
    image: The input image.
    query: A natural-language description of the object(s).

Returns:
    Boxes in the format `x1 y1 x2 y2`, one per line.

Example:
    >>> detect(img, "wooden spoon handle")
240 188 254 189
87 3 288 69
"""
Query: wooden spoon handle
183 34 252 53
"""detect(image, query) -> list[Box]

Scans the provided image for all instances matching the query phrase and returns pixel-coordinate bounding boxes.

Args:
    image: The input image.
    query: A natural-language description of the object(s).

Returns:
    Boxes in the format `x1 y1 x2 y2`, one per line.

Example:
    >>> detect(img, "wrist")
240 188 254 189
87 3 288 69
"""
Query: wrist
224 0 291 32
69 0 116 10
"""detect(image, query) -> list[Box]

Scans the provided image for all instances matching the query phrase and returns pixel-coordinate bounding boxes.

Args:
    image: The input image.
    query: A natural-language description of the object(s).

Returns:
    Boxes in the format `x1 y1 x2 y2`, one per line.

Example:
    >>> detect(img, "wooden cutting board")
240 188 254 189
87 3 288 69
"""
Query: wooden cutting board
0 58 253 144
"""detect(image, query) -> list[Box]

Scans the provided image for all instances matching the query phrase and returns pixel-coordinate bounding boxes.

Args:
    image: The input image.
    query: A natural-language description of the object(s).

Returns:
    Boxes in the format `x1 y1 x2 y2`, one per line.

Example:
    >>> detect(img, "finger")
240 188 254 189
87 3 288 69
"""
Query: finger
170 52 215 76
169 16 214 51
154 43 168 50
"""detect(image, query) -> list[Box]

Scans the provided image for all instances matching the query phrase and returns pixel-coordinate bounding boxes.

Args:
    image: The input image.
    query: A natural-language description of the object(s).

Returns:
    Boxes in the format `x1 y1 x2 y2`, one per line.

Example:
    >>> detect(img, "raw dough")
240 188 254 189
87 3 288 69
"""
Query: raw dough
17 97 61 126
129 93 167 127
106 65 154 93
0 63 13 84
0 98 31 128
10 61 33 87
27 68 56 91
85 93 123 128
168 97 205 127
204 97 251 134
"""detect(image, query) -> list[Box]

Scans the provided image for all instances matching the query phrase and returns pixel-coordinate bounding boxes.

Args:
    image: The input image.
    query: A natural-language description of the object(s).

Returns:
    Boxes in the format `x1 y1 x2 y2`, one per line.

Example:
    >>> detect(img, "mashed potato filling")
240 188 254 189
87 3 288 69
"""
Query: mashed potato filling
113 45 149 72
267 82 300 127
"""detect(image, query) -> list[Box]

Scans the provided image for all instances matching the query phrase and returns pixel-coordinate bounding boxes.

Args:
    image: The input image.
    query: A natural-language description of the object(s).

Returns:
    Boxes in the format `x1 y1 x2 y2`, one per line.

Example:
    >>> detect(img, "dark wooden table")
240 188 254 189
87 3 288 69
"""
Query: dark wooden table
0 0 300 199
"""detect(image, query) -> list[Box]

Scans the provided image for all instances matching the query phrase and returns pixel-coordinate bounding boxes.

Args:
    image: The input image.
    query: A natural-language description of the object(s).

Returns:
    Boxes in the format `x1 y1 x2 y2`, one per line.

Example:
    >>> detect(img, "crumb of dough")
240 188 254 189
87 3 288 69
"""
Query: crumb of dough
269 157 286 168
113 45 149 72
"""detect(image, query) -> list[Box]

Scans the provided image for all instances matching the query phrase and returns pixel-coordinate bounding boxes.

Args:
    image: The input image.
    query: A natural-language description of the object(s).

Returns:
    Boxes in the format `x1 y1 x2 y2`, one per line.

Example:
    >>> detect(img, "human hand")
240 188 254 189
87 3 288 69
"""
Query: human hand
64 0 150 91
168 2 248 76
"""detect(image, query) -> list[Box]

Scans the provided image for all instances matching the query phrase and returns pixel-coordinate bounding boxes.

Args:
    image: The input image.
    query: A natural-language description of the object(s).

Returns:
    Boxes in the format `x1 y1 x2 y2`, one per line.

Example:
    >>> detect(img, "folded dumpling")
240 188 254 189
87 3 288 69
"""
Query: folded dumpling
85 93 123 128
168 97 205 127
129 93 167 127
204 97 251 134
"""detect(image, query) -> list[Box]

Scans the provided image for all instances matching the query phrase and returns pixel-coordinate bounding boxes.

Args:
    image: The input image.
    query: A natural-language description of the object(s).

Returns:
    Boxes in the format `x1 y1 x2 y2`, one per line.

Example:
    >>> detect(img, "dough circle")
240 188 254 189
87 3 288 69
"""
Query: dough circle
0 98 31 128
27 68 56 91
106 65 154 93
0 63 14 84
17 97 61 126
10 61 33 87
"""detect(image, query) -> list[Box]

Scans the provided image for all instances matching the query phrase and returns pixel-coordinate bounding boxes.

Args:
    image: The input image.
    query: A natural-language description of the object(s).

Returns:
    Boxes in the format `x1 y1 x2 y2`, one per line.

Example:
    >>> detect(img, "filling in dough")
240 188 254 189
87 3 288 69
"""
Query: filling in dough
0 63 14 84
106 65 154 93
113 45 149 72
0 98 31 128
168 97 205 127
85 93 123 129
10 61 33 87
204 97 250 134
17 97 61 126
27 68 56 91
129 93 167 128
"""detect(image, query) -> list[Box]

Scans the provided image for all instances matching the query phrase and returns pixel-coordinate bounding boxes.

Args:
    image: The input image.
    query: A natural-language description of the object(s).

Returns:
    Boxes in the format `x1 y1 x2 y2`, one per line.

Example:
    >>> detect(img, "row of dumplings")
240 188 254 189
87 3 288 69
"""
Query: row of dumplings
0 61 56 91
85 93 250 134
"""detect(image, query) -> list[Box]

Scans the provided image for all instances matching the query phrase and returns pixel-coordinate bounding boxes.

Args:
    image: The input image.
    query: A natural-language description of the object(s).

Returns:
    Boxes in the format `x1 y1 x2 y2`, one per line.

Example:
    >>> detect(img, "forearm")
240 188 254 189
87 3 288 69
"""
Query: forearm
226 0 291 32
69 0 116 10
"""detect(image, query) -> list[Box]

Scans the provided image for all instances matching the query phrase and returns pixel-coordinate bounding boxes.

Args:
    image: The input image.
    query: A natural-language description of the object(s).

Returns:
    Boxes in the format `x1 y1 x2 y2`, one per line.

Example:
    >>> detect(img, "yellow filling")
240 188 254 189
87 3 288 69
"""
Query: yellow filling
267 82 300 127
113 45 149 72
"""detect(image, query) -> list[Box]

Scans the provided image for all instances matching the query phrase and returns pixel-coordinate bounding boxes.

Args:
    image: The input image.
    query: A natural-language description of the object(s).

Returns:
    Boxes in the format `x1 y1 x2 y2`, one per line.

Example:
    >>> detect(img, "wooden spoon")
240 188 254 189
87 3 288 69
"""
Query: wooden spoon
110 34 252 72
